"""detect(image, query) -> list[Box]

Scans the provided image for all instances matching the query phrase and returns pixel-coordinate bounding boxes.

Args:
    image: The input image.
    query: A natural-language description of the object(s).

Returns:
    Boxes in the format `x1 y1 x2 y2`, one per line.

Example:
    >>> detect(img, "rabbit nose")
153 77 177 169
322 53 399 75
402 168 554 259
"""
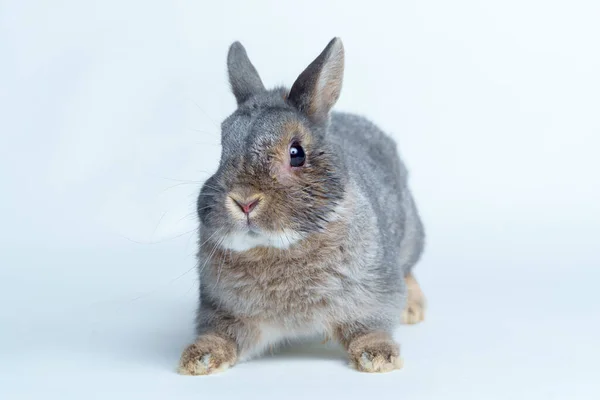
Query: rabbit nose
233 197 260 215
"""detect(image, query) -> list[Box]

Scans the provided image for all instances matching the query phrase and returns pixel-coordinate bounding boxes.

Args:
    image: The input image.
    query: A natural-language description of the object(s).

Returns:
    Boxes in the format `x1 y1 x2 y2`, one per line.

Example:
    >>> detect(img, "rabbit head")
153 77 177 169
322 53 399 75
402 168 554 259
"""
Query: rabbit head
198 38 347 251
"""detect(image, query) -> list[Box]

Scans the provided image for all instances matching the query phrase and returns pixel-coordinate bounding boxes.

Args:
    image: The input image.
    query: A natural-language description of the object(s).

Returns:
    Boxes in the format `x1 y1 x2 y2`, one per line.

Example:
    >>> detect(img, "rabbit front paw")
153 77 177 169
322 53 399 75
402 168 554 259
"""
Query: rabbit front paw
178 334 237 376
347 332 403 373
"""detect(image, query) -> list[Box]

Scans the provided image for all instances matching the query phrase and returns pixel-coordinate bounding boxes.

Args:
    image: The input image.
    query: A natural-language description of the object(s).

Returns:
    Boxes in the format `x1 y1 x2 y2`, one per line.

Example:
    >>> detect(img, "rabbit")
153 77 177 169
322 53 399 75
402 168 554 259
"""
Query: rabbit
178 37 426 375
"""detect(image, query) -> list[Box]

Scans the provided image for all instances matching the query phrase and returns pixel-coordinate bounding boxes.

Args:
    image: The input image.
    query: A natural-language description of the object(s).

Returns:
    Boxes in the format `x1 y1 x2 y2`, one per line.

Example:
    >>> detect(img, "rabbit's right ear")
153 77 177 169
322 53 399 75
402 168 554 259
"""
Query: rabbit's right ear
227 42 266 105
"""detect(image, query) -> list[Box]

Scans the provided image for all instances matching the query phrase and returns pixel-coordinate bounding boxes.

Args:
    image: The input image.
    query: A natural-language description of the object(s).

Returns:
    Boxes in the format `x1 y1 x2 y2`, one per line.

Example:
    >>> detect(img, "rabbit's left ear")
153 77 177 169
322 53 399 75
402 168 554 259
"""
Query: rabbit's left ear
288 38 344 124
228 42 266 105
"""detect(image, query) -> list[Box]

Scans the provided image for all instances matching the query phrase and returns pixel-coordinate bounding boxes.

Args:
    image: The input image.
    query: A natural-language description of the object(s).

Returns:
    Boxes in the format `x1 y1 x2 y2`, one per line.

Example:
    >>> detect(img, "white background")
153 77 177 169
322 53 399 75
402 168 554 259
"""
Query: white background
1 1 599 399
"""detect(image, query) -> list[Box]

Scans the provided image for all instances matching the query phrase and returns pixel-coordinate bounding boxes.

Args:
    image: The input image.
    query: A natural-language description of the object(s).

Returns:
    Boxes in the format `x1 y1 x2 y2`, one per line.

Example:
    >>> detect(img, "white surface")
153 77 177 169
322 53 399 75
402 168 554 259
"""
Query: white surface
1 1 599 399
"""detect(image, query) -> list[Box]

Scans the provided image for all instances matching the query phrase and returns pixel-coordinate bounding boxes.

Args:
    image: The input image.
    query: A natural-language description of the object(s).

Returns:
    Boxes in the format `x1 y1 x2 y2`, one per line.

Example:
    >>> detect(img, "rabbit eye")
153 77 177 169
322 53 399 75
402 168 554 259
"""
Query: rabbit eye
290 142 305 167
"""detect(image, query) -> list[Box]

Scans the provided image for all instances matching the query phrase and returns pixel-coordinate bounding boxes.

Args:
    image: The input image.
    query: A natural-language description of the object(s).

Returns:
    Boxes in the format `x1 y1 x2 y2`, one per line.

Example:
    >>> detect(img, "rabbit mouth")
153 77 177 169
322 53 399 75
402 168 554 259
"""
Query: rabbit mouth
219 228 305 252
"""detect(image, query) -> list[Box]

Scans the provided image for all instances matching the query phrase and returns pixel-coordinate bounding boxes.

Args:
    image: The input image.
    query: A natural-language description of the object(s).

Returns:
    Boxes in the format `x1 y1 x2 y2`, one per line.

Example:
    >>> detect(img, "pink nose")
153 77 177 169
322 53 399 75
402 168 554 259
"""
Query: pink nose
234 198 260 215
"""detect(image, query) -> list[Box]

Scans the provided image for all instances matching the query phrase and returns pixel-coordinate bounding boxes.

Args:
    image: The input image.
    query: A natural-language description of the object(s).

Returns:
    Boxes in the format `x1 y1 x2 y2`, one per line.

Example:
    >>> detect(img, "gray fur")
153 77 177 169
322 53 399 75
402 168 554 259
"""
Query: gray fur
227 41 266 105
191 38 425 363
288 37 344 123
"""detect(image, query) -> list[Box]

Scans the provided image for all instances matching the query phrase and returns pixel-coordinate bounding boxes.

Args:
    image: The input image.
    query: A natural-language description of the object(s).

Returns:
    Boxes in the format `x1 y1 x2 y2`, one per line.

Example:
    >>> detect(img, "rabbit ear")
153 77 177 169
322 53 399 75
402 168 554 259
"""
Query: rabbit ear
227 42 266 105
288 38 344 124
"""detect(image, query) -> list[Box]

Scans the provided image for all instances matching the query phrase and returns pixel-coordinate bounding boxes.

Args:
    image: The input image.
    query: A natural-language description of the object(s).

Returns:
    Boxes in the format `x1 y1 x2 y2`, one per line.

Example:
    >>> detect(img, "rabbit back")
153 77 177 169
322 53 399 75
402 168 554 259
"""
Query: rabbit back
329 111 425 278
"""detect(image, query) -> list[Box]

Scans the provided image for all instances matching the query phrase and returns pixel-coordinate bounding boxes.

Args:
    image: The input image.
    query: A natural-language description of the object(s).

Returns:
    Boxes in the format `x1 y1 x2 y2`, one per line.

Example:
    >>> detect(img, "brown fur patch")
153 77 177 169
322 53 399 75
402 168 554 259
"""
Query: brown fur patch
402 273 426 324
321 333 331 344
205 213 352 319
269 120 313 182
178 334 237 376
207 113 345 237
346 332 402 373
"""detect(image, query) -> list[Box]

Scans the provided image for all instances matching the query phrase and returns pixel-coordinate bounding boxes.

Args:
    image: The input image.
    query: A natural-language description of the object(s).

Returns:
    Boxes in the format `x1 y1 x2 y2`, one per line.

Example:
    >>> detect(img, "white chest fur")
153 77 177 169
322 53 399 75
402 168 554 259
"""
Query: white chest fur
220 230 305 252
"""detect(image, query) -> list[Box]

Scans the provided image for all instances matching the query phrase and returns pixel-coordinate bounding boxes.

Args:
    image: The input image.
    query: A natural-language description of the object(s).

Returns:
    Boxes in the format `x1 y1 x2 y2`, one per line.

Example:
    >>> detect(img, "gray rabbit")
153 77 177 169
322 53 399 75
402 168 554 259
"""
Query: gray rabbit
179 38 426 375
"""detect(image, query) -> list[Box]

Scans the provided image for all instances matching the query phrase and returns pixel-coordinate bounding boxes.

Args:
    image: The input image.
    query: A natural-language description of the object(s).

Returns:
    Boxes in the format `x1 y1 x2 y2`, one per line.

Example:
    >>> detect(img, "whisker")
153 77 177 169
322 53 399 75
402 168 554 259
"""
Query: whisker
181 276 199 299
125 251 201 303
192 100 221 128
157 176 206 183
160 181 203 194
213 238 228 290
175 210 201 225
198 227 224 249
150 211 168 240
197 235 226 277
118 226 199 245
216 248 232 309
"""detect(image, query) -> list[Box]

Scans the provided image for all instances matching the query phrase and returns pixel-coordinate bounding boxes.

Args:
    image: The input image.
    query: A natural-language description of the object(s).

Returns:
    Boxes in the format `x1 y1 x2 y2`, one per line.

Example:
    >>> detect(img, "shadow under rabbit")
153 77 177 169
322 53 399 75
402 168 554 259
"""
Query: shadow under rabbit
251 338 347 363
